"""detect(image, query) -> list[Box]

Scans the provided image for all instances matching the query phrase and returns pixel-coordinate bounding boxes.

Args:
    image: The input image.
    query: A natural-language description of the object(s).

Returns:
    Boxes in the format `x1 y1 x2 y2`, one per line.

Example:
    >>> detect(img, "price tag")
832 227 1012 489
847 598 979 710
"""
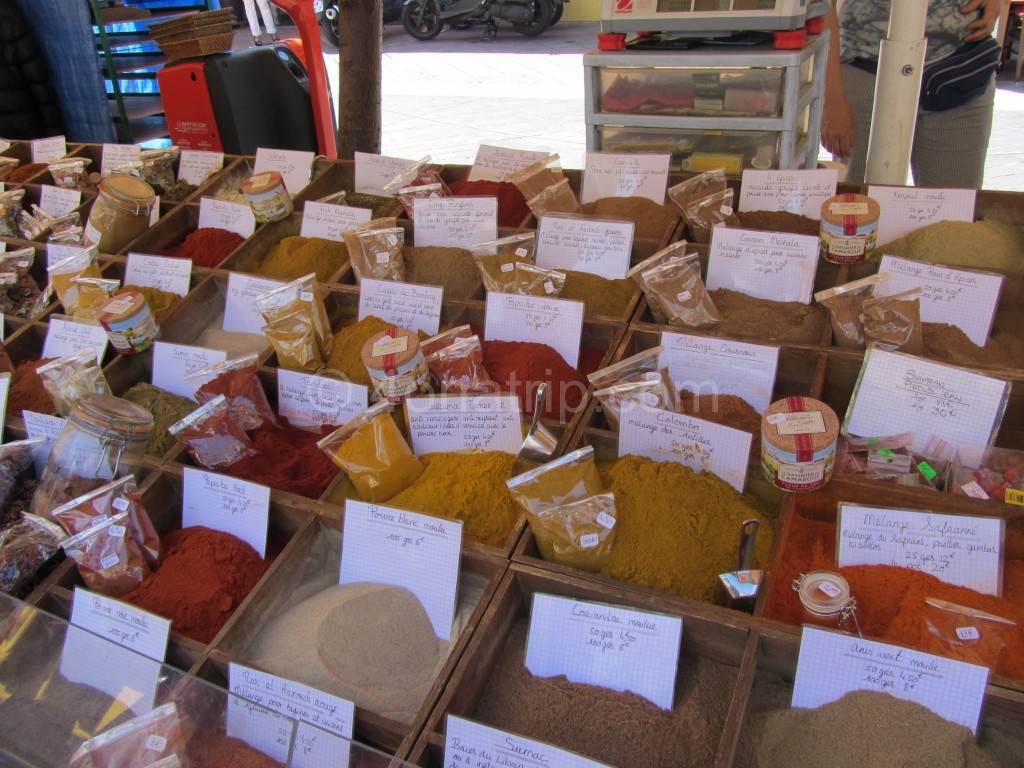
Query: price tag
581 151 670 205
30 135 66 163
300 200 371 241
413 197 498 248
59 624 160 717
707 227 819 304
405 394 523 455
843 348 1010 457
228 663 354 768
484 292 584 368
70 587 171 662
255 147 315 195
535 215 635 280
445 716 612 768
618 404 752 492
738 169 839 219
0 372 9 429
341 500 463 640
177 150 224 186
47 242 88 268
792 627 989 733
876 255 1002 347
525 593 682 710
358 277 443 336
151 342 227 399
467 145 551 182
836 504 1004 595
198 196 256 238
126 253 193 297
354 151 416 196
150 197 160 226
101 143 142 176
868 185 976 246
43 317 108 363
23 411 66 475
39 185 82 218
277 369 368 429
661 331 778 414
225 667 294 764
182 467 270 558
223 272 285 335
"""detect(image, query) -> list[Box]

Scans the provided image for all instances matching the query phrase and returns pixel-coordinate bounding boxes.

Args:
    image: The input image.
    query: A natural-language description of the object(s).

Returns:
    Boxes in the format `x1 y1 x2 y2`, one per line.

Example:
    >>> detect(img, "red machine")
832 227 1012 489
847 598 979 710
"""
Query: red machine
158 0 337 157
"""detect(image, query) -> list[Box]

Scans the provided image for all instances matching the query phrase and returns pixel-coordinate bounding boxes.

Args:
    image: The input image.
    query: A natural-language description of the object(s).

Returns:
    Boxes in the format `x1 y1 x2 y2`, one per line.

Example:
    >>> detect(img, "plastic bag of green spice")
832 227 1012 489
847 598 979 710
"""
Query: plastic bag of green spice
470 232 536 293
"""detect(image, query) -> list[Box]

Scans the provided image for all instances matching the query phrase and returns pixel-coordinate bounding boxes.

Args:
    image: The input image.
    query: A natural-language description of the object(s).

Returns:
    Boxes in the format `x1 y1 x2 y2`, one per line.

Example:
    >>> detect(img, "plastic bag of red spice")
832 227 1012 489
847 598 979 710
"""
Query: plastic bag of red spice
62 511 151 597
66 702 188 768
168 395 258 470
189 353 279 431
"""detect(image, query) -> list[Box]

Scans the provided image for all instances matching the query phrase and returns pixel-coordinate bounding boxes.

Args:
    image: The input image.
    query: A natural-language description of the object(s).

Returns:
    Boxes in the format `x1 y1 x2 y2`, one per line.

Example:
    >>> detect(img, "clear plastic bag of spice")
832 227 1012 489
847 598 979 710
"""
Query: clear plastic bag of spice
109 160 144 178
381 156 451 200
255 272 334 360
353 226 406 283
513 262 566 297
594 374 678 431
421 324 473 359
641 255 722 330
262 309 323 373
525 492 617 573
921 598 1016 668
37 347 112 417
626 241 694 324
49 226 85 246
815 274 890 349
50 475 161 567
168 394 258 470
17 209 47 239
317 400 425 503
666 168 728 216
396 182 447 219
509 154 567 201
948 443 1024 503
0 437 46 525
470 232 537 293
45 212 82 241
140 147 180 194
48 158 92 191
684 188 741 244
526 177 583 217
507 446 605 516
425 335 499 394
0 247 44 319
66 702 187 768
47 245 101 312
189 353 279 432
61 511 151 597
860 287 924 356
0 513 65 596
71 276 121 322
0 189 26 238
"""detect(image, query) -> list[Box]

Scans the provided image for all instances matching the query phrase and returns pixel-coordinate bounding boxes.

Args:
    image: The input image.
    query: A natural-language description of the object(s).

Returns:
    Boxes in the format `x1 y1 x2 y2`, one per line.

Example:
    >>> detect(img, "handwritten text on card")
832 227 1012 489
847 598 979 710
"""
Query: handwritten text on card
405 395 523 455
199 197 256 239
484 292 584 368
223 273 284 334
581 152 670 205
446 716 612 768
354 151 415 196
868 186 976 246
126 253 193 297
413 197 498 248
71 587 170 662
277 369 368 428
468 145 551 182
738 169 839 219
707 227 819 304
535 216 635 280
182 468 270 558
358 278 443 336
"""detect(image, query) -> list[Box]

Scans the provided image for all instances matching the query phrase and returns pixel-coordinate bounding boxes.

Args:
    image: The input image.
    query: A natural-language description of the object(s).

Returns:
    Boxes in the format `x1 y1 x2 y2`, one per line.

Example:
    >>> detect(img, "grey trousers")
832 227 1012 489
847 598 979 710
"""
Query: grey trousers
840 62 995 188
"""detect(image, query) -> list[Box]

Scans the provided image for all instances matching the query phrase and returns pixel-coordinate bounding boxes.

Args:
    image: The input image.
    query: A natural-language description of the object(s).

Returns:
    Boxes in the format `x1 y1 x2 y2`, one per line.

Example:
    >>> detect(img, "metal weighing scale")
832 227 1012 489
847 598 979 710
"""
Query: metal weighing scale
599 0 816 37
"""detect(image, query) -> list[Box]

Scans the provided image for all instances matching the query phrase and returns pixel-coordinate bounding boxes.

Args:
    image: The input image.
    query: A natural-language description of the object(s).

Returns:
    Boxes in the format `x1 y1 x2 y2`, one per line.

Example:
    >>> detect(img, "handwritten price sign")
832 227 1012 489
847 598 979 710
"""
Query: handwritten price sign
183 467 270 557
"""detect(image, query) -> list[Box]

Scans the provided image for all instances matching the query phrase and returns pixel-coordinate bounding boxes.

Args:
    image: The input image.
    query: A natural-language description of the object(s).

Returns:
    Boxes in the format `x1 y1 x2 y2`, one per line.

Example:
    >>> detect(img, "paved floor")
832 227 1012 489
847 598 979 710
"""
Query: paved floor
314 22 1024 189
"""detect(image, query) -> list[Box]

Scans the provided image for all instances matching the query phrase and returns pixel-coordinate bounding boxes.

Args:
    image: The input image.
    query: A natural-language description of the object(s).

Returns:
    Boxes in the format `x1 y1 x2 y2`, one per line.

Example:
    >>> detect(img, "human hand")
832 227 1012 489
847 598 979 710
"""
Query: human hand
820 96 855 160
961 0 1001 41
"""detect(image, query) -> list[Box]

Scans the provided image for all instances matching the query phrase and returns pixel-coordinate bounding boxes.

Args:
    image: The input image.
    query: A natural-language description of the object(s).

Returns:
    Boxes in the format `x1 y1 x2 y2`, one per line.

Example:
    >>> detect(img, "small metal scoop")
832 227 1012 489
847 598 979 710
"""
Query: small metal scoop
512 382 559 476
714 519 762 613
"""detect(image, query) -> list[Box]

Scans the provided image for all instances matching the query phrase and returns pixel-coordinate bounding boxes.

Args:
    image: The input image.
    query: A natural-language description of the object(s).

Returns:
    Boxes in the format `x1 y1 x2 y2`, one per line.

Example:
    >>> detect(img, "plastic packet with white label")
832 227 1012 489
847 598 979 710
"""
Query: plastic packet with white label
525 177 582 217
421 324 473 358
594 374 678 431
37 346 112 417
509 153 566 201
17 209 47 239
512 261 565 297
666 168 728 216
626 241 694 324
507 446 605 518
50 475 161 567
71 276 121 322
47 157 92 190
189 352 279 431
66 703 187 768
0 247 44 319
352 225 405 283
109 160 144 178
382 155 450 197
254 272 333 360
262 309 323 373
0 189 26 237
0 437 45 521
683 188 740 244
0 514 66 597
47 244 101 312
395 182 447 219
815 273 890 349
641 255 722 330
470 232 536 293
140 147 180 194
861 287 924 356
46 211 82 238
61 511 150 597
921 598 1015 668
424 335 499 394
49 226 85 245
168 394 258 470
525 492 617 573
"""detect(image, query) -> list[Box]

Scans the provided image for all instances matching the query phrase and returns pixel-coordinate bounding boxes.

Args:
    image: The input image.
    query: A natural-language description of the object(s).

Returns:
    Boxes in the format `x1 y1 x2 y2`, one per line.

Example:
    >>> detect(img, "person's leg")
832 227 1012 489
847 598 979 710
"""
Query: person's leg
255 0 278 37
911 80 996 188
242 0 262 37
839 63 877 183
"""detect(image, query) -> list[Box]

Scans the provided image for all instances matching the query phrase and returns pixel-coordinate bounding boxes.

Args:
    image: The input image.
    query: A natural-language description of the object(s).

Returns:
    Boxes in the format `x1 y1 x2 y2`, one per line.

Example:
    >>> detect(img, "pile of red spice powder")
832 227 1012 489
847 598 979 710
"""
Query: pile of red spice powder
123 526 268 644
163 227 244 268
766 510 1024 680
225 420 339 498
482 340 589 422
449 178 530 228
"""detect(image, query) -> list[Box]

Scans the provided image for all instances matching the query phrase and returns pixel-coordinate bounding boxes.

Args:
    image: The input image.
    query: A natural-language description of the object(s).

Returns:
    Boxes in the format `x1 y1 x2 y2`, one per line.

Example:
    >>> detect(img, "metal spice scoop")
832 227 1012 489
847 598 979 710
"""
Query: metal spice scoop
714 519 762 613
512 382 559 476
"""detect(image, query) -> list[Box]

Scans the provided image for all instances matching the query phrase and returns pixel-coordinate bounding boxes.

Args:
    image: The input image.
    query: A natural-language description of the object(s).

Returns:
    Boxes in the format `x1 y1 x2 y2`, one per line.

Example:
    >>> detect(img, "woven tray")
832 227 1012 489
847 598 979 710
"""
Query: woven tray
157 30 234 61
149 8 233 39
152 20 233 45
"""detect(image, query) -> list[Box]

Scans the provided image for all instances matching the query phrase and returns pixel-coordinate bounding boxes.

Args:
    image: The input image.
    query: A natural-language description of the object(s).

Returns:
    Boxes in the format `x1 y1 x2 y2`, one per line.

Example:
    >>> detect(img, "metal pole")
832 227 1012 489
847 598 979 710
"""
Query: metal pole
864 0 929 185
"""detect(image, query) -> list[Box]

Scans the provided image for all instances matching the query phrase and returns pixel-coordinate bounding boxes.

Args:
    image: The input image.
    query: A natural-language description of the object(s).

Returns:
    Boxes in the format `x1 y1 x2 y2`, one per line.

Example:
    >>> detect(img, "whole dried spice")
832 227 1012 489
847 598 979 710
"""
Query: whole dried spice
0 441 40 531
161 179 198 201
163 227 244 267
709 288 828 344
0 514 65 596
256 235 348 283
404 245 482 299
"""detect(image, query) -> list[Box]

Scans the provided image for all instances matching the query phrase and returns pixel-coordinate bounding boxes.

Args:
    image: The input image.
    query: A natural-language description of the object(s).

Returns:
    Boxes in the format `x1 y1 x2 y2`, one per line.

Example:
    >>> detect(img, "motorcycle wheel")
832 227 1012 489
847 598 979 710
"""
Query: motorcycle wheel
402 0 444 40
551 0 564 24
513 0 554 37
320 4 340 49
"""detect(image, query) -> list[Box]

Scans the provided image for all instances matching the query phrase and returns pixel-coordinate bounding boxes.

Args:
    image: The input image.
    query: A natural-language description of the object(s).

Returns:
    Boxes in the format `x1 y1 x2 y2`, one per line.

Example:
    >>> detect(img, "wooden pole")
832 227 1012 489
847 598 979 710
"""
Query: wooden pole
337 0 383 158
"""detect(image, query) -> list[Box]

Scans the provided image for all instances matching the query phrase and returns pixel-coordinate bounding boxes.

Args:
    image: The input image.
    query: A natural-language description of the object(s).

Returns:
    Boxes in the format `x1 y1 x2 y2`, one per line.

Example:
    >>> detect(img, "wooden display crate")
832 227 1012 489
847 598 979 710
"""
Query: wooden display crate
2 184 97 243
199 513 508 757
409 563 753 768
125 203 251 265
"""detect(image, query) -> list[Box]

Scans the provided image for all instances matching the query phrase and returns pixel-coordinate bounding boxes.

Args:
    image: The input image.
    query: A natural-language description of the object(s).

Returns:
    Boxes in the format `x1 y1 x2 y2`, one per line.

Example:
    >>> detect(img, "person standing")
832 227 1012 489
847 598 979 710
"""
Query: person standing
242 0 281 46
820 0 1003 188
0 0 64 140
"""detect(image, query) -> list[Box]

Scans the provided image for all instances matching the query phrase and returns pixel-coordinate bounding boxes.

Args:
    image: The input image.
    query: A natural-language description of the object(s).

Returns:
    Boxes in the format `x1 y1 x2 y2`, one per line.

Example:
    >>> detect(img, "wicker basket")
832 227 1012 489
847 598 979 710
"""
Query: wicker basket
157 30 234 61
152 21 233 45
149 8 233 40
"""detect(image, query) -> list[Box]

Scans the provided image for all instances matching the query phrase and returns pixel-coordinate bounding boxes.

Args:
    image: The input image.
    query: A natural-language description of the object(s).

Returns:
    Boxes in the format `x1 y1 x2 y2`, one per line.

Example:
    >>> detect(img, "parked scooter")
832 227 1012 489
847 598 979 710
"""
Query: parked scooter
401 0 555 41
